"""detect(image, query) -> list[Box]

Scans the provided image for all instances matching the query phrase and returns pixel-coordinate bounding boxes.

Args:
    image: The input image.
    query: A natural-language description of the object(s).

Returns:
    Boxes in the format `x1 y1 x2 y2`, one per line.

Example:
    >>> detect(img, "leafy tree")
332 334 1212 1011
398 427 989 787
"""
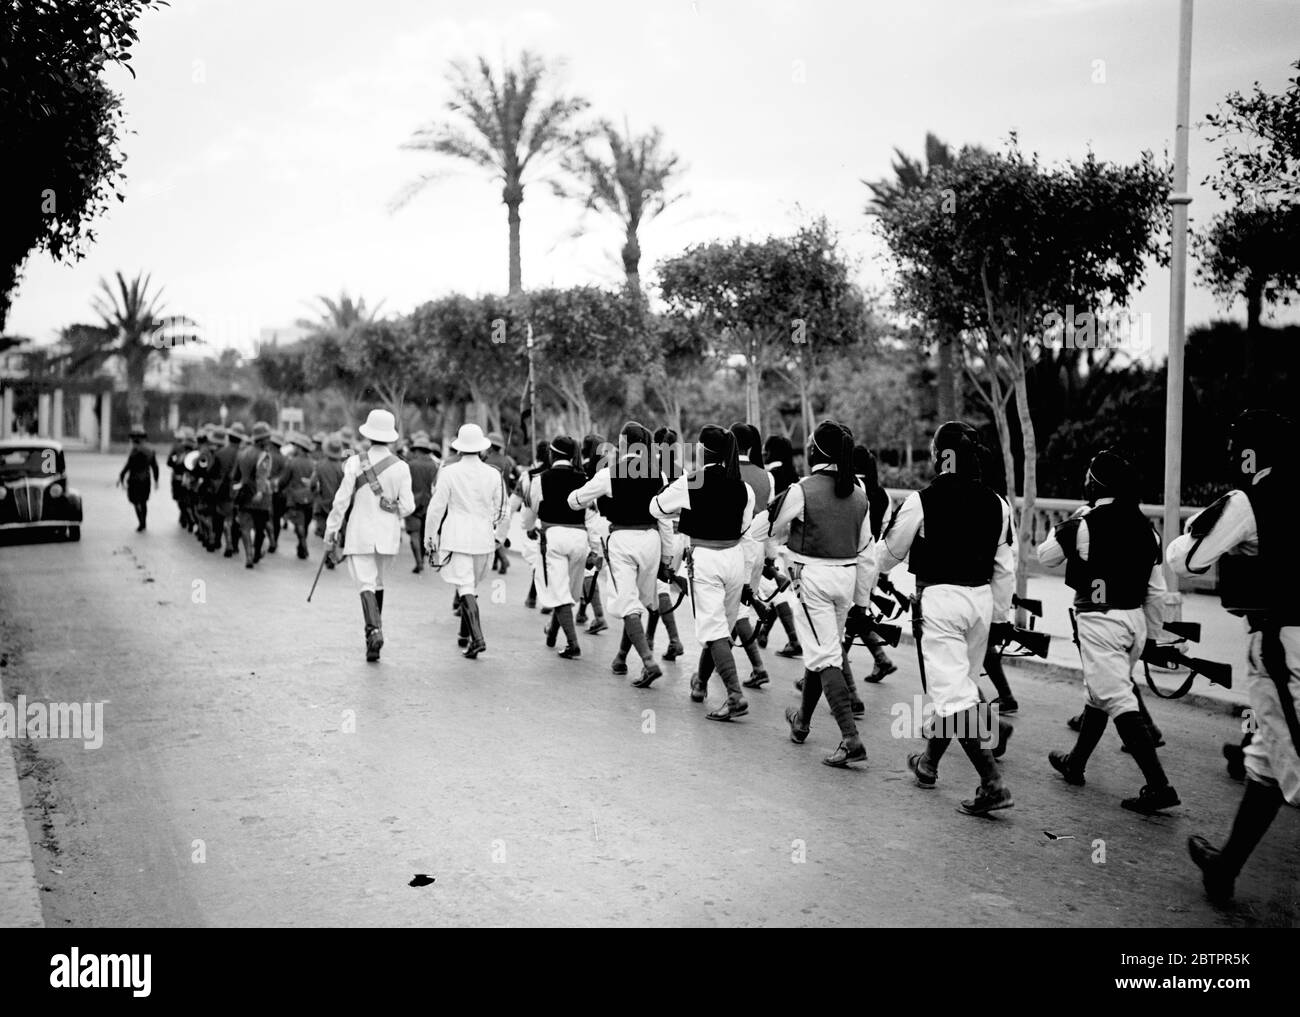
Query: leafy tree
60 271 196 425
1 0 165 329
399 51 589 295
874 141 1169 610
254 340 310 400
559 120 684 294
645 312 712 438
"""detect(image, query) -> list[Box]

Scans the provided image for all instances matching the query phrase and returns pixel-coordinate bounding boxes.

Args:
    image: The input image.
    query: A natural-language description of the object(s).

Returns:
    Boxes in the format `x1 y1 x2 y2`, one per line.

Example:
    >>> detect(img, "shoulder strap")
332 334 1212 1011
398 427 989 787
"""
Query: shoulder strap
358 451 399 496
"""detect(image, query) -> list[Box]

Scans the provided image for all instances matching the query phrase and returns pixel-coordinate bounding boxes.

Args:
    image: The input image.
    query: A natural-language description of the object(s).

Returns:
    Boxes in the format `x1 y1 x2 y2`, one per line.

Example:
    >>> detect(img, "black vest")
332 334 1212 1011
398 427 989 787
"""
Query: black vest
679 466 747 541
597 466 661 527
1217 471 1300 618
787 472 868 559
739 460 770 511
538 465 588 525
909 473 1004 587
1059 501 1158 610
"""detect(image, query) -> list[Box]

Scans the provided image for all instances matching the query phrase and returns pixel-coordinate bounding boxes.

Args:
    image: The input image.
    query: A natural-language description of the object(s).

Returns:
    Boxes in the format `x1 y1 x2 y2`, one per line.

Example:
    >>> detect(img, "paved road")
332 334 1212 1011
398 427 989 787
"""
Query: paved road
1 452 1296 927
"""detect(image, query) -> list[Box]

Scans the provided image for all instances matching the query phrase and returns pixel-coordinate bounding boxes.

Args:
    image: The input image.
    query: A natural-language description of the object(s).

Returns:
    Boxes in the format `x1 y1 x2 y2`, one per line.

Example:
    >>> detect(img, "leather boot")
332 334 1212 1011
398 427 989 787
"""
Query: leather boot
735 619 769 688
557 604 581 658
957 736 1013 815
909 735 951 788
659 593 684 659
1050 703 1108 785
457 601 470 648
627 614 662 687
461 594 486 658
705 639 747 720
819 666 866 767
611 630 632 675
1188 779 1285 904
361 591 383 662
1115 712 1180 814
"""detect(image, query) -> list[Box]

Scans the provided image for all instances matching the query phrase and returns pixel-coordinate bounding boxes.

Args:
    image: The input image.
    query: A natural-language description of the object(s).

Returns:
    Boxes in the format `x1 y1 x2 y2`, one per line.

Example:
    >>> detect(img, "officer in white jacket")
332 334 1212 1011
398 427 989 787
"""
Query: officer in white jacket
324 409 415 662
426 423 510 659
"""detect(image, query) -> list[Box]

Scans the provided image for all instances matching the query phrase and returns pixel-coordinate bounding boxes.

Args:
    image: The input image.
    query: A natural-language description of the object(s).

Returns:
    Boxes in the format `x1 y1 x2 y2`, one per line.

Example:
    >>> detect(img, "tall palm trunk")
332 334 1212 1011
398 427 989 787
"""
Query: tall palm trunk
622 228 642 294
504 180 524 296
125 352 148 425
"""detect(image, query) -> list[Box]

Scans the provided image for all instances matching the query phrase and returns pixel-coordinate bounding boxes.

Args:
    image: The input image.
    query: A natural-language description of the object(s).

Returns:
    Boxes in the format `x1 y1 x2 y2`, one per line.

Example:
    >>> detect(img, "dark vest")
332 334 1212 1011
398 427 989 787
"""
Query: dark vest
908 473 1004 587
679 466 747 541
788 472 868 559
1217 471 1300 619
739 460 770 511
597 463 661 527
1057 501 1158 610
539 464 588 526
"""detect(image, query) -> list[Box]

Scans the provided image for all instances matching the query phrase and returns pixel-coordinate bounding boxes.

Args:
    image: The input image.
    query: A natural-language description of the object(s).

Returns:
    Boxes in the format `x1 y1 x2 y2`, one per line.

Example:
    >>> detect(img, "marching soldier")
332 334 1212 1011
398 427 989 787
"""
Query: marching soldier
730 422 771 687
761 433 805 659
405 432 439 573
522 434 591 659
876 421 1015 813
166 426 196 529
214 421 246 557
758 420 874 765
574 433 611 635
232 421 276 569
426 423 511 659
312 435 346 567
644 426 687 662
652 426 755 720
118 425 159 532
276 432 317 559
1037 450 1179 814
195 425 224 551
568 422 665 686
853 444 899 683
266 430 287 553
324 409 415 662
1169 409 1299 904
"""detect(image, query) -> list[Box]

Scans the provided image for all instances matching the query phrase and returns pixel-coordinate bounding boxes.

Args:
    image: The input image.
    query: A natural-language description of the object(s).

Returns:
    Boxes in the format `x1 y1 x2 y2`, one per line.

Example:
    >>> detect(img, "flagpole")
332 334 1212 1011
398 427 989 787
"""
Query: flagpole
526 322 537 454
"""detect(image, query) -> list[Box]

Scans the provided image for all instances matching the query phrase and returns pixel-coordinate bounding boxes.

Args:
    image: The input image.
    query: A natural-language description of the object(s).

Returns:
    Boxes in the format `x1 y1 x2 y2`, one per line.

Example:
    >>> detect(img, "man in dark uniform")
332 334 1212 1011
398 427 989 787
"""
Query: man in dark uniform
192 425 222 550
312 434 346 567
575 433 611 634
523 434 592 659
118 425 159 532
876 421 1016 814
1169 410 1300 903
1038 450 1179 814
213 421 246 557
277 432 316 559
405 431 440 573
265 430 287 553
232 421 275 569
166 426 196 529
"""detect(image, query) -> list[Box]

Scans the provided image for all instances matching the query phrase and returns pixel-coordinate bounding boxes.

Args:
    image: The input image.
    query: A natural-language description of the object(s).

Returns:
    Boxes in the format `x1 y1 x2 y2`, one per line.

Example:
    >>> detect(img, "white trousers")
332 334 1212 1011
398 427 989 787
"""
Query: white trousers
689 544 746 644
1244 627 1300 806
605 528 660 620
917 584 991 719
791 562 855 671
347 552 394 593
440 551 492 596
1075 608 1145 716
539 526 587 609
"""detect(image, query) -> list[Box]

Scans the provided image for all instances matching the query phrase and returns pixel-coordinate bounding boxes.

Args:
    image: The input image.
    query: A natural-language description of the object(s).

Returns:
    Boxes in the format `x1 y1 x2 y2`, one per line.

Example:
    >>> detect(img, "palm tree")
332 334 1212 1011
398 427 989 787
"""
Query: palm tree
397 51 589 295
295 291 383 334
295 291 382 421
560 120 684 294
64 272 195 426
864 133 963 421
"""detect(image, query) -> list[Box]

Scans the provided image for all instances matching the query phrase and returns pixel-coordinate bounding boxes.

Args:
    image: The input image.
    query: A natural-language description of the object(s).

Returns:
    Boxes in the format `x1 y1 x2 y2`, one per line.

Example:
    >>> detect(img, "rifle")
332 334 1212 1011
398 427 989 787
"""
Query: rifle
843 606 903 652
1141 622 1232 698
875 575 911 620
989 620 1052 659
738 574 790 646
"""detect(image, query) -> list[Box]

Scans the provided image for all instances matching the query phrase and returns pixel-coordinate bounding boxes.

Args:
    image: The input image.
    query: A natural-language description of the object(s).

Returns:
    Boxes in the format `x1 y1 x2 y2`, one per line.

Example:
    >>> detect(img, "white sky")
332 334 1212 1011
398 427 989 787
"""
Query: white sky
8 0 1299 358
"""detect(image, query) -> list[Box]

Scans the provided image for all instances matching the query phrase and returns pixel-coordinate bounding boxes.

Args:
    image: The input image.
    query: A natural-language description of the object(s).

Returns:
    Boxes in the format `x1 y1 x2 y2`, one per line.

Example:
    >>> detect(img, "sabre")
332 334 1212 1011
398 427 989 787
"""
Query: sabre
307 541 333 602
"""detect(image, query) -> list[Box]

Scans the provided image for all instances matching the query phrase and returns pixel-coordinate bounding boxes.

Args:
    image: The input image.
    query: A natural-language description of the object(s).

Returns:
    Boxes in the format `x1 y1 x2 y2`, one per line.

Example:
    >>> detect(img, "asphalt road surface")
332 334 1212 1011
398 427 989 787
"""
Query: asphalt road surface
1 452 1296 927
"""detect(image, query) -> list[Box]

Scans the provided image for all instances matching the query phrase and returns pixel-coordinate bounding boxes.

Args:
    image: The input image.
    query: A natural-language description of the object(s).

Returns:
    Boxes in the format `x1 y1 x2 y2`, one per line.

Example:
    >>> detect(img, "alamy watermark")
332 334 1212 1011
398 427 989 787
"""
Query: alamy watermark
0 695 104 749
1040 305 1153 354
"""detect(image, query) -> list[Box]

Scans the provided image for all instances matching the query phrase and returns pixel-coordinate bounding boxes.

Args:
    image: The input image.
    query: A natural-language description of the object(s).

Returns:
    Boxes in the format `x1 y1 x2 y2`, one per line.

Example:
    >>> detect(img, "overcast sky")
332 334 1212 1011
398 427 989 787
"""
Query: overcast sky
8 0 1298 358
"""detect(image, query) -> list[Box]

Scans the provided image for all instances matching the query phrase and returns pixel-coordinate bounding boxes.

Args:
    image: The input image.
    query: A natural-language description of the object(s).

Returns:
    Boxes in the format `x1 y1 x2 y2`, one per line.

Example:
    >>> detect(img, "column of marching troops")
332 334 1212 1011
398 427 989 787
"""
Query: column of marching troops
156 406 1298 907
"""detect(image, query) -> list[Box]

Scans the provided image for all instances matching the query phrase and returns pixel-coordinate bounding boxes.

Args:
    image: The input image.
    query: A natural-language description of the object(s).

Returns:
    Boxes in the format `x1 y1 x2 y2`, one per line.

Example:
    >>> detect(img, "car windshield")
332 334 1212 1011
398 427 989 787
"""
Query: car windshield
0 448 65 479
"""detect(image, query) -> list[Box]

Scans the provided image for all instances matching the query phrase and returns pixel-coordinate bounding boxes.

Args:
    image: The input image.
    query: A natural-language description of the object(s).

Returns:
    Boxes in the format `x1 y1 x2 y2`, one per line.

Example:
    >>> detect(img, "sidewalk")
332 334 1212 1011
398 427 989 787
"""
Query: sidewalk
0 677 44 926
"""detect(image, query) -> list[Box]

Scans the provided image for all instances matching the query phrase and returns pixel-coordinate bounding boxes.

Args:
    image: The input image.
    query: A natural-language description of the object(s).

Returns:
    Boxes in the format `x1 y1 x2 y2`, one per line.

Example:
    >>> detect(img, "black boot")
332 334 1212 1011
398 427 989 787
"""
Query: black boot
841 649 864 716
557 604 581 658
361 591 383 662
908 734 951 788
611 630 632 675
957 733 1013 815
690 646 714 702
797 669 822 729
375 589 384 613
1188 778 1284 904
457 602 470 648
627 614 662 688
1115 711 1180 813
735 619 769 688
1124 682 1165 748
819 667 866 767
659 593 684 659
410 534 423 573
460 594 486 658
705 639 747 721
1050 703 1108 786
864 632 897 682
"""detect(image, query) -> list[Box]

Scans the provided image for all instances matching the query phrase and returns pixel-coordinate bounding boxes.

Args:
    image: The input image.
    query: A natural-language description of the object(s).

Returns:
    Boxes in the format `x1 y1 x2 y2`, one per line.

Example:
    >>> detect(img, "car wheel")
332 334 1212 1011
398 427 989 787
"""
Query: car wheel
67 526 81 542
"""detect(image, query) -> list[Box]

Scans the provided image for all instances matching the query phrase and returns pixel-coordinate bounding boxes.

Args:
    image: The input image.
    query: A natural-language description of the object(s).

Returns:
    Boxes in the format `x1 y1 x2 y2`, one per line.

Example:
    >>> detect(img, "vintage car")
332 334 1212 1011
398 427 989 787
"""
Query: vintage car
0 438 83 541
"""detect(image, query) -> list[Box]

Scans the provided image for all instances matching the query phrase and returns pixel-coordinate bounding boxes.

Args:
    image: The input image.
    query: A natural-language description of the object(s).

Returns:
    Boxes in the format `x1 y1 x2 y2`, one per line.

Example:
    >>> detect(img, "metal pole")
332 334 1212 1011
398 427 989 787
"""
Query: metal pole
1161 0 1194 617
526 323 537 454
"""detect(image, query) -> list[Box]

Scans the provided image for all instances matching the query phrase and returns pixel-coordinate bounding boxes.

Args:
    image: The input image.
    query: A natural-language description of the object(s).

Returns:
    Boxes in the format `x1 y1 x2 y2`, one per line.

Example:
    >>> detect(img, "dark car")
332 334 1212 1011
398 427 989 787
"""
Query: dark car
0 439 83 541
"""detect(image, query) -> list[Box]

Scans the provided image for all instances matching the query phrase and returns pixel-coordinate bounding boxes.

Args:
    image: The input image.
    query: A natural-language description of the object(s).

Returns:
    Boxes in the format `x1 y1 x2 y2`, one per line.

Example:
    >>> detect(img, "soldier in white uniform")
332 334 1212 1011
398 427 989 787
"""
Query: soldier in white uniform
1168 410 1300 904
644 426 687 662
426 423 511 659
652 425 756 721
568 422 668 688
876 421 1016 814
1037 450 1179 814
757 420 876 767
521 435 591 660
324 409 415 662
